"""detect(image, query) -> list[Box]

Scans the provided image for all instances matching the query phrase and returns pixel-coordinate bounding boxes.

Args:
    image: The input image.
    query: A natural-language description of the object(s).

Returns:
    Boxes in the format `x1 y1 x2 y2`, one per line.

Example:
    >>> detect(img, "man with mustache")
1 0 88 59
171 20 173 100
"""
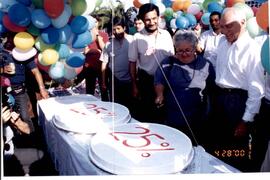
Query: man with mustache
128 3 174 123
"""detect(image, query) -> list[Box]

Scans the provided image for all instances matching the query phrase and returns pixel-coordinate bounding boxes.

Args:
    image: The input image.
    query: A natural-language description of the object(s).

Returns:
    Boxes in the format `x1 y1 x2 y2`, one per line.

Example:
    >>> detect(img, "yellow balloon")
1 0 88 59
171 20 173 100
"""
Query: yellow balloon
41 49 59 66
13 32 35 50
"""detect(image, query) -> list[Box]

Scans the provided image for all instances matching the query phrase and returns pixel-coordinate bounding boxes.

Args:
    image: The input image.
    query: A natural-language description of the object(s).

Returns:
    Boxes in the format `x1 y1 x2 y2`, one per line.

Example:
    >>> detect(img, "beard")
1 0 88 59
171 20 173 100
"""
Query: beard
114 32 125 40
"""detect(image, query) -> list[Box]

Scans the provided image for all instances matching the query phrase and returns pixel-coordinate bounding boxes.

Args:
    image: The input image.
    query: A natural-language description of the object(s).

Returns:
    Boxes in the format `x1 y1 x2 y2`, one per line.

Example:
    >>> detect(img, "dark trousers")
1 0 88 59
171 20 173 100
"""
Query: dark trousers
206 87 251 171
252 98 270 171
135 69 166 123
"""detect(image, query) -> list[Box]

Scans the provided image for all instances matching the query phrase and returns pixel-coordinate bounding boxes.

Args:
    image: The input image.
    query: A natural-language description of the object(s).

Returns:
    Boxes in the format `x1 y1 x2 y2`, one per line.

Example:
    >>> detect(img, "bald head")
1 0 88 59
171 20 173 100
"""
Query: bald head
220 7 246 43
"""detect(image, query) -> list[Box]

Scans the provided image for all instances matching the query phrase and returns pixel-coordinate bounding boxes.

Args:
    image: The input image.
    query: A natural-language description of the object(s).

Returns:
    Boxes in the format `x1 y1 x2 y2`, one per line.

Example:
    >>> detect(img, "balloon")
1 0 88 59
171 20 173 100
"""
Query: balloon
17 0 32 6
170 18 177 29
31 9 51 29
175 16 190 29
0 11 4 22
8 3 31 27
184 13 197 27
49 61 65 80
156 2 166 15
187 4 201 15
14 32 35 50
71 0 87 16
70 16 89 34
12 47 37 61
207 2 223 13
42 48 59 65
0 23 7 34
82 0 96 16
246 17 262 38
36 54 51 72
55 44 70 59
44 0 65 19
72 31 92 49
195 11 203 21
58 25 72 44
32 0 43 8
164 8 174 19
162 0 173 8
261 37 270 74
201 12 210 25
172 0 192 12
233 3 254 20
35 36 56 51
66 52 85 68
0 0 17 12
226 0 245 7
63 64 78 80
139 0 150 4
27 23 40 36
41 27 60 44
256 2 268 32
83 15 97 30
51 4 72 29
133 0 142 8
2 15 27 33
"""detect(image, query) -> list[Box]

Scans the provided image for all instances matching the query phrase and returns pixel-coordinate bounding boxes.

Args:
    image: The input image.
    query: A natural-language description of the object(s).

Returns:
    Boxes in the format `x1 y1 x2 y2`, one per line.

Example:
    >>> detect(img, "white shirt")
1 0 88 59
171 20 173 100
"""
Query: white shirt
128 28 175 76
4 125 14 156
215 31 265 122
198 29 225 69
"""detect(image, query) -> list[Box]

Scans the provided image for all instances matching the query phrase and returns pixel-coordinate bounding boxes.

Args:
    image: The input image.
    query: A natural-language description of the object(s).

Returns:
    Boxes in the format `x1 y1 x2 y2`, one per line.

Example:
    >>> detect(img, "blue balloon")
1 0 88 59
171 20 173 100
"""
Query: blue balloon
261 37 270 74
201 12 210 26
72 31 92 49
0 23 7 34
0 11 4 22
0 0 17 12
64 66 77 80
56 44 70 59
207 2 223 13
66 52 85 68
31 9 51 29
162 0 172 8
41 27 60 44
51 4 72 28
175 16 190 29
70 16 89 34
8 3 31 27
58 25 72 44
16 0 32 6
184 13 197 28
49 62 65 80
83 15 96 30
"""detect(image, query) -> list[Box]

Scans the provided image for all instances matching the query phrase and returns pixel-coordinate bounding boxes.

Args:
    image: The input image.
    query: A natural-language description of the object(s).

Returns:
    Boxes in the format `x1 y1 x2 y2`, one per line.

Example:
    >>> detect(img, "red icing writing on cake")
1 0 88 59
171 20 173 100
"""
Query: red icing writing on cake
110 126 175 158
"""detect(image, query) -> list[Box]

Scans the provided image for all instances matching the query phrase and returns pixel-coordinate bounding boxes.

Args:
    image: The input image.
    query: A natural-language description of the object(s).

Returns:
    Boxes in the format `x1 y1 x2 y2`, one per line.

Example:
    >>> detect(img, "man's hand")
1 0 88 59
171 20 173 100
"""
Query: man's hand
1 106 11 123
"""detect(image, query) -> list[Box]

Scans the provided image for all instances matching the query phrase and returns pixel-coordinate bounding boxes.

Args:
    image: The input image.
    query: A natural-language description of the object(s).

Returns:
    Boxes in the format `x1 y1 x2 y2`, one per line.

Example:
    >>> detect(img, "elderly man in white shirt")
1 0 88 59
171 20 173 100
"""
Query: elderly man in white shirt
208 7 265 172
198 11 225 69
129 3 174 123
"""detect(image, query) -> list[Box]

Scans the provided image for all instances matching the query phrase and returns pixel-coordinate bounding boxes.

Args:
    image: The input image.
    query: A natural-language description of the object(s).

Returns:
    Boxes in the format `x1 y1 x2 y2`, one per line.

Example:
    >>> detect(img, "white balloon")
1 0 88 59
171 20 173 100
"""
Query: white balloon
187 4 201 15
139 0 150 4
170 18 177 29
83 0 97 16
156 3 166 15
12 47 37 61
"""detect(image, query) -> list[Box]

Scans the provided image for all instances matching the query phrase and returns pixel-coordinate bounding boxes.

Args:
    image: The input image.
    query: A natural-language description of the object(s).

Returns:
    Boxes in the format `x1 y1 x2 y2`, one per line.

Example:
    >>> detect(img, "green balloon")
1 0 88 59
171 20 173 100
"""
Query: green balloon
27 24 40 37
202 0 219 11
164 8 174 19
233 3 254 20
95 0 102 7
71 0 87 16
32 0 44 8
35 36 56 52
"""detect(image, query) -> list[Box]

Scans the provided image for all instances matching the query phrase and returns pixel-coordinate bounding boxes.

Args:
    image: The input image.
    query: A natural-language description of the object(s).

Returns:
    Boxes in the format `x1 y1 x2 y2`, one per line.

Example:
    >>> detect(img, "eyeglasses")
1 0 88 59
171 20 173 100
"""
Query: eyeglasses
175 49 194 55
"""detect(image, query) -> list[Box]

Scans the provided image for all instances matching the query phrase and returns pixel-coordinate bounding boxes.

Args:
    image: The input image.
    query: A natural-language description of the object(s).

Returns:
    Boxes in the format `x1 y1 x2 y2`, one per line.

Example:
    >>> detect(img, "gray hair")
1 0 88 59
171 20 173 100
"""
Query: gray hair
173 30 198 48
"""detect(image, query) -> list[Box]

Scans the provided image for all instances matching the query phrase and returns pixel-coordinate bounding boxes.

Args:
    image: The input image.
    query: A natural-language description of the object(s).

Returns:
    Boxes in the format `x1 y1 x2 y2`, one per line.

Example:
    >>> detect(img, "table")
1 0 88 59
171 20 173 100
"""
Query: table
37 95 241 175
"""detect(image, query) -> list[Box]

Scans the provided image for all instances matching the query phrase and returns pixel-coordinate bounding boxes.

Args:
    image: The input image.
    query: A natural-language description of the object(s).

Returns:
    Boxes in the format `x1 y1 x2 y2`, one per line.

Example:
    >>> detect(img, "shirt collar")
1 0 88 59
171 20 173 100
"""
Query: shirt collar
234 31 250 49
141 28 162 35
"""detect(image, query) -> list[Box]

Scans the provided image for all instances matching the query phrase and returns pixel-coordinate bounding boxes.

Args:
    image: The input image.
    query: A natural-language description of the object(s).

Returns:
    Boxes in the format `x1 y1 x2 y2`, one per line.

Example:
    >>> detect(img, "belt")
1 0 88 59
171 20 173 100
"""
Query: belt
217 87 247 95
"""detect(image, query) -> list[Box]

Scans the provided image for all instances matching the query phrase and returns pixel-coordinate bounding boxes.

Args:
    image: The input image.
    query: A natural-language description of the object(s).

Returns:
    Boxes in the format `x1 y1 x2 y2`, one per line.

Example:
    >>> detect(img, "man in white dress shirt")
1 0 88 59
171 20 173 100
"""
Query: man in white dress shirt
209 7 265 171
198 11 225 69
129 3 174 123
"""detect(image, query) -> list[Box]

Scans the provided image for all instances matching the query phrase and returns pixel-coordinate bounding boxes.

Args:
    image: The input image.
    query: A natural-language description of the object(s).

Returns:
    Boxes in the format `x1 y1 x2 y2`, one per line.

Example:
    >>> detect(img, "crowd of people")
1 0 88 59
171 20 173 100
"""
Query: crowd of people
1 2 269 175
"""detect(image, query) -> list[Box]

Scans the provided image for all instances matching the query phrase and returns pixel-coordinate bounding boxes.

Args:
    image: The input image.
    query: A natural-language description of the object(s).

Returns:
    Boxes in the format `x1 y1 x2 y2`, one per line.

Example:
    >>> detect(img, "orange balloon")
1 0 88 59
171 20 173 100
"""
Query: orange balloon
256 2 269 32
172 0 192 12
226 0 245 7
133 0 142 9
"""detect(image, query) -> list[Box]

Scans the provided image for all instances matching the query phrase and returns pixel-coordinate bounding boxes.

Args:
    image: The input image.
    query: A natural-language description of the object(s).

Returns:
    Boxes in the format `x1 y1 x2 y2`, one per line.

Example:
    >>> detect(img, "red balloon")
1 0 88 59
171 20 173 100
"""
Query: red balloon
44 0 65 19
195 11 203 21
2 15 27 33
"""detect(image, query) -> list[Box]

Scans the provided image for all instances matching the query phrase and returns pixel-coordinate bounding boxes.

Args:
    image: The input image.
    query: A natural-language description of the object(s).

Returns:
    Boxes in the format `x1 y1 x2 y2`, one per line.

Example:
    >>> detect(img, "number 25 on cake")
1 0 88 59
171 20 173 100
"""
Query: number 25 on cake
89 123 194 174
52 101 131 134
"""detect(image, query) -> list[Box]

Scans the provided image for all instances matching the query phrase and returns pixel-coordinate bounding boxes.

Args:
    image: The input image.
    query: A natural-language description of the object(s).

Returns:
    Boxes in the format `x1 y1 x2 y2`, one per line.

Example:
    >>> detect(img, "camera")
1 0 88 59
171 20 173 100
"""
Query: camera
2 87 20 113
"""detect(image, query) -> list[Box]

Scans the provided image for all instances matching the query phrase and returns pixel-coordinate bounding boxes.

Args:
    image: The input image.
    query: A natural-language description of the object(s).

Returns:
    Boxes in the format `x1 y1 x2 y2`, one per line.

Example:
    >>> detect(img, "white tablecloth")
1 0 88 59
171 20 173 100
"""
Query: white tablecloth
37 95 241 175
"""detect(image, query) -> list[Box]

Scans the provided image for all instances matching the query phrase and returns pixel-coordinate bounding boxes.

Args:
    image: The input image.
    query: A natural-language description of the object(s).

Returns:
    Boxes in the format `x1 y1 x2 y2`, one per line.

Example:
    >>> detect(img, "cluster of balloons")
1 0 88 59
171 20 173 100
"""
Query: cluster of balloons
0 0 100 82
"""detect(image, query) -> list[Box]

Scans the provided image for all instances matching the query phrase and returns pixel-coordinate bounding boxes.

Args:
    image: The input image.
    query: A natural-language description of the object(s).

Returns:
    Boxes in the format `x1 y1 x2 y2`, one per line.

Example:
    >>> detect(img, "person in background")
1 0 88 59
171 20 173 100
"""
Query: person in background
1 32 49 134
209 7 265 171
129 3 174 123
154 30 216 145
134 16 145 33
197 11 225 70
75 16 109 101
100 16 133 110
